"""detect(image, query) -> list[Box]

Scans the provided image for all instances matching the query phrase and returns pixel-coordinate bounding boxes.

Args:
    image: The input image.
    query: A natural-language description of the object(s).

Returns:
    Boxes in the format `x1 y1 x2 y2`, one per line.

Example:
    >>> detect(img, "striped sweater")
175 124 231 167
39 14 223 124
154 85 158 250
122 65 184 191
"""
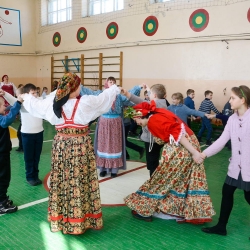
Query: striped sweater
198 98 220 114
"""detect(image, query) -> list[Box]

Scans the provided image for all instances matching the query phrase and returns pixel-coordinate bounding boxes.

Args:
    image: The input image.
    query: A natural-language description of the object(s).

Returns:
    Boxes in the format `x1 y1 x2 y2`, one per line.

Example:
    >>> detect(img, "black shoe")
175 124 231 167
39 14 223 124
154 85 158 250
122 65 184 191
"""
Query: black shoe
99 171 107 177
201 226 227 236
35 179 42 185
27 180 38 186
16 147 23 152
197 137 202 142
126 155 130 160
206 140 212 146
6 196 13 206
0 199 18 214
139 148 145 159
111 173 117 178
131 210 152 222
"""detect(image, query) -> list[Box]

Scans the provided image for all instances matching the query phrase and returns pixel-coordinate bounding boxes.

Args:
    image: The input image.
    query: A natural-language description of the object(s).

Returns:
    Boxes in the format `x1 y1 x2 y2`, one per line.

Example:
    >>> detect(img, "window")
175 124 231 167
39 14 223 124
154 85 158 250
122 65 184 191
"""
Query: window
150 0 172 3
48 0 72 25
89 0 124 16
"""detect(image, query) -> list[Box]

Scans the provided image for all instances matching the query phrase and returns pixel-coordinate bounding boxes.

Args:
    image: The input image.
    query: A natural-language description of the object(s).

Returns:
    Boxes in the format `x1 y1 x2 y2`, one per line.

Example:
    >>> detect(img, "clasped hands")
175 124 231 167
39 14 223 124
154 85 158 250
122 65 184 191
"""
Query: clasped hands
0 89 24 103
192 151 206 164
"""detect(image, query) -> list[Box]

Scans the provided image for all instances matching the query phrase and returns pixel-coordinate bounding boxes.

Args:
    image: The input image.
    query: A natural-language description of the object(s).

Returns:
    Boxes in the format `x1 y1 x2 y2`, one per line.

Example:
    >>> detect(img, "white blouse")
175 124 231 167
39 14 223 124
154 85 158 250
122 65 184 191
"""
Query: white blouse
22 85 121 126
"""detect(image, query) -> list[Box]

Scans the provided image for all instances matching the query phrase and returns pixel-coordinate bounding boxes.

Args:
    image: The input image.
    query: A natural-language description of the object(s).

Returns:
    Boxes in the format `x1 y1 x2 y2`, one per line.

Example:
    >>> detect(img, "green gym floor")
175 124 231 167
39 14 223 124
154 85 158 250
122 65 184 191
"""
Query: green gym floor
1 121 249 250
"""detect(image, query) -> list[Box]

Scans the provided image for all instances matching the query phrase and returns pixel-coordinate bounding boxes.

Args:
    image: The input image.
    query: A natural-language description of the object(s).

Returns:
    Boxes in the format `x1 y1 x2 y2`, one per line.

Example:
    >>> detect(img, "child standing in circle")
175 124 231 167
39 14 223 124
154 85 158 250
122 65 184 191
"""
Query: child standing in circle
201 85 250 236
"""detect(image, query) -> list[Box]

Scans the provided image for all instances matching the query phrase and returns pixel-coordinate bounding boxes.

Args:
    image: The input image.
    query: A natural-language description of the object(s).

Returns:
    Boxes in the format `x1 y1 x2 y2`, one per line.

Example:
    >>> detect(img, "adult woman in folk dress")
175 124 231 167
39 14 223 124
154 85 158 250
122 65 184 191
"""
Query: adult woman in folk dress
22 72 120 234
124 101 215 224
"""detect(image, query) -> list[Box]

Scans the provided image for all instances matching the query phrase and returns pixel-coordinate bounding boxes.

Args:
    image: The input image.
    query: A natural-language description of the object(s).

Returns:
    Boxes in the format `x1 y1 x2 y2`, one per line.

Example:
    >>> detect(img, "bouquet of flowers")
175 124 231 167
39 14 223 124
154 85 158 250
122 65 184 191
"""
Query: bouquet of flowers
124 106 142 119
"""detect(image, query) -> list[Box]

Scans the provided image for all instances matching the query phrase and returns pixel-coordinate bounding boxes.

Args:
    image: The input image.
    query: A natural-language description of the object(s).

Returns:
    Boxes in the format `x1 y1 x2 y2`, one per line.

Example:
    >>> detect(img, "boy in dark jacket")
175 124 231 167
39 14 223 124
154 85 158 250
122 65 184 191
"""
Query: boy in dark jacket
0 94 22 214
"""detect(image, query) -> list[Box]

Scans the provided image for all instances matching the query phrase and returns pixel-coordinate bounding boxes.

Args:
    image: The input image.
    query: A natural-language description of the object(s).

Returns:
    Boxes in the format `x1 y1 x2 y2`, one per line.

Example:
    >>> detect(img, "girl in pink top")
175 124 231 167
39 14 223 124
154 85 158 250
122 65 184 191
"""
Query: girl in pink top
201 85 250 236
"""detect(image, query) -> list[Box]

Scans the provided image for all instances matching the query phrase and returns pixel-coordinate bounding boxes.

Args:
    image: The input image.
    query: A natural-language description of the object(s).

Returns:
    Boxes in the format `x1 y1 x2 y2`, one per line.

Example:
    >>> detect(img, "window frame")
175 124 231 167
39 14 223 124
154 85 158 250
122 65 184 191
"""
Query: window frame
88 0 124 17
47 0 72 25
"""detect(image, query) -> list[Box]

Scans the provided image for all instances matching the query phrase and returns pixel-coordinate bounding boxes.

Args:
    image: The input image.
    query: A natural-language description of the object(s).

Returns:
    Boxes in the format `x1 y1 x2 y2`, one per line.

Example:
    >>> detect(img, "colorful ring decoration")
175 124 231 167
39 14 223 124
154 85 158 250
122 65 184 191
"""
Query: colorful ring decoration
77 27 87 43
106 22 118 39
143 16 158 36
247 8 250 22
52 32 61 47
189 9 209 32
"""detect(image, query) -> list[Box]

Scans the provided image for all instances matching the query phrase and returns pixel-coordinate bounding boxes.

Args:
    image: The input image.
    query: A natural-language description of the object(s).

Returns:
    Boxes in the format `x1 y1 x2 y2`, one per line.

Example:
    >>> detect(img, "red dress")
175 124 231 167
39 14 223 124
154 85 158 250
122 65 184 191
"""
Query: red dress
1 83 15 106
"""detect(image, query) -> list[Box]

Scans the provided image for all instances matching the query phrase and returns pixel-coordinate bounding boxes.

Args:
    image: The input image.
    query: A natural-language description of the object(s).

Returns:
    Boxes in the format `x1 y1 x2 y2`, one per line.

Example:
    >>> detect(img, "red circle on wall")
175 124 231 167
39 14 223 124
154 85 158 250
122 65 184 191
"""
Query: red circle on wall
143 16 159 36
106 22 118 39
77 27 87 43
247 8 250 22
52 32 61 47
189 9 209 32
5 10 9 15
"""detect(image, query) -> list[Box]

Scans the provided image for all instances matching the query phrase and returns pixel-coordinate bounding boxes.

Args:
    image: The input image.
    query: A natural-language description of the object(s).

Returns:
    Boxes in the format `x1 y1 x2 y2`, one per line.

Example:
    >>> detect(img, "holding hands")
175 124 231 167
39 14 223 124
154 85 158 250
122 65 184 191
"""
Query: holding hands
205 113 216 119
120 87 131 99
192 150 207 164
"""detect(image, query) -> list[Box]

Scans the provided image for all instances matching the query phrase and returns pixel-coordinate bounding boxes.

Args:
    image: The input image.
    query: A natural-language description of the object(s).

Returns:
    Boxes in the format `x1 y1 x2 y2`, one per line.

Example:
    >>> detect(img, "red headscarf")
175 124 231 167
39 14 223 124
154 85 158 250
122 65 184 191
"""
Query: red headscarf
133 100 193 144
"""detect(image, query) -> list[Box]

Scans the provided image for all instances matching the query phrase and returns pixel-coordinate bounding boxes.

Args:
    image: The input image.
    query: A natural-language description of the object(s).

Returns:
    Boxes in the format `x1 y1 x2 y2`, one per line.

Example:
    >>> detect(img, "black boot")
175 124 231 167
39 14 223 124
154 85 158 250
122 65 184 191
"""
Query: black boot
201 223 227 236
99 171 107 177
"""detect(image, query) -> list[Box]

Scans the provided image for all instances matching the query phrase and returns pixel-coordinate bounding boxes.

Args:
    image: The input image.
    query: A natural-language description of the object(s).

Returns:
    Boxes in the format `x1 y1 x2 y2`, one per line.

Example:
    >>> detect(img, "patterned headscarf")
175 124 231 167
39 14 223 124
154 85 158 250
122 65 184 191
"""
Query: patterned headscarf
53 72 81 118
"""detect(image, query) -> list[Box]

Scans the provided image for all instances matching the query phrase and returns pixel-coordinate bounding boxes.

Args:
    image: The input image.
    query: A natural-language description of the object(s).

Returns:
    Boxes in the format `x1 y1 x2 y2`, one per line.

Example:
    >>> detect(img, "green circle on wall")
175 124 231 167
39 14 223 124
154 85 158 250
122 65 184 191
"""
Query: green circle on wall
143 16 158 36
189 9 209 32
52 32 61 47
106 22 118 39
77 27 87 43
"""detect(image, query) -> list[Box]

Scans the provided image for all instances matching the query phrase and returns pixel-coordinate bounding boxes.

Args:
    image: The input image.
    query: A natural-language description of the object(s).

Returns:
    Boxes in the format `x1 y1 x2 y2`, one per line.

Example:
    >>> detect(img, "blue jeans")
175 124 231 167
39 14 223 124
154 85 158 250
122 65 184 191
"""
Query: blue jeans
21 131 43 181
198 117 213 141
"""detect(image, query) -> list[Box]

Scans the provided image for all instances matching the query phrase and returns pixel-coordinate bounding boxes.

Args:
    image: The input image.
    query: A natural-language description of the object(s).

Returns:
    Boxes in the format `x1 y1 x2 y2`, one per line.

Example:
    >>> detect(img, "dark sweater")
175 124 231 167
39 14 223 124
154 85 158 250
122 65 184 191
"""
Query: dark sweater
0 101 21 153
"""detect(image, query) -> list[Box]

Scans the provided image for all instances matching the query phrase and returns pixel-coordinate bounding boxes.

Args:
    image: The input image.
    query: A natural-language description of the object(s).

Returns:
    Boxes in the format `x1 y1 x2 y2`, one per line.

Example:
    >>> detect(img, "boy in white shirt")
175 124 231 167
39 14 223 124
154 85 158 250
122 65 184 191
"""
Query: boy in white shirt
2 84 44 186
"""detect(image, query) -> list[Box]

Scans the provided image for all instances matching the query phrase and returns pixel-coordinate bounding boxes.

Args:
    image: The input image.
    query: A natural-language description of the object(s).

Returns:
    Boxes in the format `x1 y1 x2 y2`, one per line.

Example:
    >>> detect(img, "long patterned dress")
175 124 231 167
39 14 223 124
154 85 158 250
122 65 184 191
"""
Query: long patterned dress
125 108 215 224
49 100 103 234
22 84 120 234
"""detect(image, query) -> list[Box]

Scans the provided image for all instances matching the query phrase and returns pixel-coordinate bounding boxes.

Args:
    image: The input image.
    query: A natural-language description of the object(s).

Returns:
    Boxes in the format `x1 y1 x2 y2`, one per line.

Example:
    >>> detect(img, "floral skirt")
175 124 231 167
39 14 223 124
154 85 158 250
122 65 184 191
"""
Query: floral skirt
124 134 215 224
48 128 103 234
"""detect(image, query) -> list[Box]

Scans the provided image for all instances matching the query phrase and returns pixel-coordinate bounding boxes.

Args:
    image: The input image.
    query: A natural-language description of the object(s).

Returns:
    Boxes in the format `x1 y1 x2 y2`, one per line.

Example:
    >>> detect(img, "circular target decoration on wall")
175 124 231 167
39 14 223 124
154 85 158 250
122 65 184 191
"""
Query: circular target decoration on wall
143 16 158 36
52 32 61 47
77 27 87 43
189 9 209 32
106 22 118 39
247 8 250 22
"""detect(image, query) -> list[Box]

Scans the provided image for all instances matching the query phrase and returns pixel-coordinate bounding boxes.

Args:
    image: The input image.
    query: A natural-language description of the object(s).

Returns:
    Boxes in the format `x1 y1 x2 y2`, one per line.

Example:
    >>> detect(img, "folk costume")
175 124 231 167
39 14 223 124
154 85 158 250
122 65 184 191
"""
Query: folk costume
124 101 215 224
0 75 17 107
22 73 120 234
80 82 141 176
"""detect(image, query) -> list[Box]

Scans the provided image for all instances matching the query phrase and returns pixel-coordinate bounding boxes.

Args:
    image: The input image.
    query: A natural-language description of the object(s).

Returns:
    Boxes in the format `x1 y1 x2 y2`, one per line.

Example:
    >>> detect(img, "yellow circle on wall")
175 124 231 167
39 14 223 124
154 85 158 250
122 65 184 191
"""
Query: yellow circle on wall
148 23 153 30
55 37 58 42
110 28 115 34
80 33 84 38
195 16 203 25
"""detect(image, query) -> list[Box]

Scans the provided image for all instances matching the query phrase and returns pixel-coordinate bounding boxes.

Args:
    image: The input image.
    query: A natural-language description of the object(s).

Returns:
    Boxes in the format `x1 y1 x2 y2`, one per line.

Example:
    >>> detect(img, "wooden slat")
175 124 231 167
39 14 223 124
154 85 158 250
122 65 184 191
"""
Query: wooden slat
51 56 54 91
120 51 123 87
99 53 103 90
81 54 84 85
